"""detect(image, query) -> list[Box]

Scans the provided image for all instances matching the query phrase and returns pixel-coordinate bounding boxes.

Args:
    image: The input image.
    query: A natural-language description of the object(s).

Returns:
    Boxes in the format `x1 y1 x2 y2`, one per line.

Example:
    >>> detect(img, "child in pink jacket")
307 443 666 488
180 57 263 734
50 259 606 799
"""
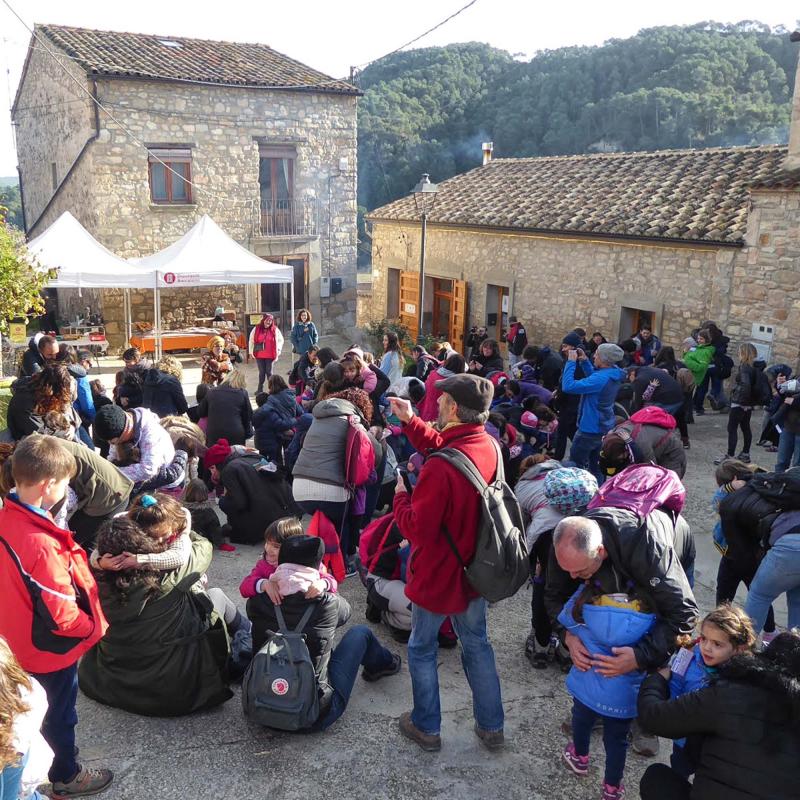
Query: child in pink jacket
240 517 338 598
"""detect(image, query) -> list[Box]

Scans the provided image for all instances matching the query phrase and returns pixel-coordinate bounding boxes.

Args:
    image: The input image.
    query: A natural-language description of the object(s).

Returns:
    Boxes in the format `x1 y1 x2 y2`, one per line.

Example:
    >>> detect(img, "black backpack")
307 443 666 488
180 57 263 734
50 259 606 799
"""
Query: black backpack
714 353 734 380
753 368 772 407
288 360 301 387
749 469 800 510
428 440 529 603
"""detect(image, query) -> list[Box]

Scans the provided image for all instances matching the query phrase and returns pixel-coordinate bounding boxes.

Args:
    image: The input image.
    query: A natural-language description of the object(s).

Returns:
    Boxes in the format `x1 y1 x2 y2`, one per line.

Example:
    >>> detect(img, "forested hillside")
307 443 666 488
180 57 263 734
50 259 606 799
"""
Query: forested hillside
357 21 798 213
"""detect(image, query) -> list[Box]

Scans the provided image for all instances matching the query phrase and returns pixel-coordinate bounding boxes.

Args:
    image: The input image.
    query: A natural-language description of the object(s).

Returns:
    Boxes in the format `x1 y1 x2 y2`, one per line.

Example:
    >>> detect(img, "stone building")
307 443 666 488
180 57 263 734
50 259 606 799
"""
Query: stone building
13 24 360 344
364 40 800 367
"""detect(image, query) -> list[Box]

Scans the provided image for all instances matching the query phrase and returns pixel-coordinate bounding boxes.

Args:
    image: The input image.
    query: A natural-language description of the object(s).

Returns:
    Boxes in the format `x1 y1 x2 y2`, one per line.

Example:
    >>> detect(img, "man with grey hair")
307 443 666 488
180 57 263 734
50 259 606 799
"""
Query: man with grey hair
388 374 506 754
562 342 627 482
547 507 697 754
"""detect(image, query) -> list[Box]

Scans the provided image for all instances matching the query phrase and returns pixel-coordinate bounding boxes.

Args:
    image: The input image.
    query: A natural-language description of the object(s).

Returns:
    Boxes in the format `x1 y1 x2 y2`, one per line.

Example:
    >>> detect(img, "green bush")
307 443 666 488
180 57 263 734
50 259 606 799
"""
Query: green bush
363 318 411 356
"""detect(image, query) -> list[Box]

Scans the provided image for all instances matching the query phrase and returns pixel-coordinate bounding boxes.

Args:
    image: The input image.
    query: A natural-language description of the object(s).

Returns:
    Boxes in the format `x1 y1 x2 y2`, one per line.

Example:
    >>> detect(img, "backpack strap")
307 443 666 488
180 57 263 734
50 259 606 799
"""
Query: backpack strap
274 603 316 636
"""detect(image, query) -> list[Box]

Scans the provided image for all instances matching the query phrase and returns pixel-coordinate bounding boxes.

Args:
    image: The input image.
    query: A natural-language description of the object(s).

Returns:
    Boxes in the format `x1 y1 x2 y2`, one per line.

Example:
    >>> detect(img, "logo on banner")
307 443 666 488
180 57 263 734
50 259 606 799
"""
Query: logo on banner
163 272 177 285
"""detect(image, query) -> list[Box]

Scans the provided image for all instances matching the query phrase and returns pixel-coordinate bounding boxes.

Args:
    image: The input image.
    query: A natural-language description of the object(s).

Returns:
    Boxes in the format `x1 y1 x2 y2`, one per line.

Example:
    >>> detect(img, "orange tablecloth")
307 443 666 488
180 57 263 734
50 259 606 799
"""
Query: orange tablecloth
130 331 246 354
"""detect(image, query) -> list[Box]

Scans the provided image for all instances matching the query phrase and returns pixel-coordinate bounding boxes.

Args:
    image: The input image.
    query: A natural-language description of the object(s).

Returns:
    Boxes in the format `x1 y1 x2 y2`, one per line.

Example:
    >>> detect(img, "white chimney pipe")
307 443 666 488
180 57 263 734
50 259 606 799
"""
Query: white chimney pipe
482 141 494 166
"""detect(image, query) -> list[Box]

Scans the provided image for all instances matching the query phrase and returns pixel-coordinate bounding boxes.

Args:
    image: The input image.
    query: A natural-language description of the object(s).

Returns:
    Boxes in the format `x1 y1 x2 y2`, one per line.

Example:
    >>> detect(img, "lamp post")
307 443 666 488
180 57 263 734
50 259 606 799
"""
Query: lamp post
412 173 438 344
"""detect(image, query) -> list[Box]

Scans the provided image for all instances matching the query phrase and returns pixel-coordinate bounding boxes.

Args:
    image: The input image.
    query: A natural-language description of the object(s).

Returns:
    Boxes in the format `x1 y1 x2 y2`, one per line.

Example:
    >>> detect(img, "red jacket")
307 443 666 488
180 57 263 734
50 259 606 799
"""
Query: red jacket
0 498 108 673
393 417 498 614
419 368 447 422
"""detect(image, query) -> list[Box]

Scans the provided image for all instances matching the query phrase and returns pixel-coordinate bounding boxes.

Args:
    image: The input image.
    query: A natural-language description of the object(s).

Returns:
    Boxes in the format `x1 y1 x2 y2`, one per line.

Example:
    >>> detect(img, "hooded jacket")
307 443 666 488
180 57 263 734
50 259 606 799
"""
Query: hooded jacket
558 587 656 718
537 348 564 392
393 417 497 614
515 459 564 549
606 407 686 478
0 497 108 673
638 651 800 800
717 482 781 567
562 359 626 435
290 320 319 355
110 407 175 485
419 366 453 422
141 369 189 418
7 376 81 441
20 339 45 377
78 533 232 716
684 344 715 385
253 388 299 459
546 506 697 670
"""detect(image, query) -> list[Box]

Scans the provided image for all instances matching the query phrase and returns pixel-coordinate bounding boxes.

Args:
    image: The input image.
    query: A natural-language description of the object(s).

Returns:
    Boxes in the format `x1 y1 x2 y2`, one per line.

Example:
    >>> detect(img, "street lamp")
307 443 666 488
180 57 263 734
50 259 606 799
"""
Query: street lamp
412 173 438 343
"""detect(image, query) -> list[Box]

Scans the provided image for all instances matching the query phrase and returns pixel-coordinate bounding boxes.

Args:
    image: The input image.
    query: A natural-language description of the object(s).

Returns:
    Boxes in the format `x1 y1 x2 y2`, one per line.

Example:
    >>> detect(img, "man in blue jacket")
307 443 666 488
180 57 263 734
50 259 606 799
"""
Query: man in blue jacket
562 342 626 482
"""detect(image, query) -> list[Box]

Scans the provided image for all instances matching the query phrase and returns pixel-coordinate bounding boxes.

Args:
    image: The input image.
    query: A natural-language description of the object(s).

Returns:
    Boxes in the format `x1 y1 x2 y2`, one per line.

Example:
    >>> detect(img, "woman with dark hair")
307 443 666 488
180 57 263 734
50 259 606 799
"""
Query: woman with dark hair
7 363 81 441
638 631 800 800
290 309 319 357
468 339 503 377
78 516 232 716
585 332 607 357
419 353 466 422
380 332 404 385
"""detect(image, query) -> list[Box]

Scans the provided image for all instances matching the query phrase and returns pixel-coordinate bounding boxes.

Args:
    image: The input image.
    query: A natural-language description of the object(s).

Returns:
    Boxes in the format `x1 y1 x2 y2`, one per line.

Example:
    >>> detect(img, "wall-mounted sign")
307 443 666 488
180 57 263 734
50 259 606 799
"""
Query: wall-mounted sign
9 323 27 344
404 302 416 314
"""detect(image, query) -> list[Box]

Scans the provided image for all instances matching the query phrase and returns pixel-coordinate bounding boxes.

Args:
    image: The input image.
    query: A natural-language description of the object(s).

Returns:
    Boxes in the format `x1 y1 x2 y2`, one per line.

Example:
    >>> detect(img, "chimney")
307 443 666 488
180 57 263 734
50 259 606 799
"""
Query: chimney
785 31 800 170
482 141 494 166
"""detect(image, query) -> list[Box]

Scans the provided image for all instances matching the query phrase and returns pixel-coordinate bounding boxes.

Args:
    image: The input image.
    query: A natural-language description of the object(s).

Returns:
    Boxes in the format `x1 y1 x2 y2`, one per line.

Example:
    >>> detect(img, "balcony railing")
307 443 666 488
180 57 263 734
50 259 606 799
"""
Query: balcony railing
256 198 319 237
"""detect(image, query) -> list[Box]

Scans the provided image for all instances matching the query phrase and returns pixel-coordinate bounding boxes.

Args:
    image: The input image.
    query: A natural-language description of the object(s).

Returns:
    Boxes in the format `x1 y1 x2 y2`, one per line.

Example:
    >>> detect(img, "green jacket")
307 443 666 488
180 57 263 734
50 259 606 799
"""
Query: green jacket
78 533 232 716
56 438 133 517
683 345 715 385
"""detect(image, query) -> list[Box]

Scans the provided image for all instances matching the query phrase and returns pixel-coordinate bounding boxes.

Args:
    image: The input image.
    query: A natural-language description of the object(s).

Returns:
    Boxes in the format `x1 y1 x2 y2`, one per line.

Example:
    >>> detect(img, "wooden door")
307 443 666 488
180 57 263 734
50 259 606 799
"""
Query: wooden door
450 279 467 354
399 271 420 337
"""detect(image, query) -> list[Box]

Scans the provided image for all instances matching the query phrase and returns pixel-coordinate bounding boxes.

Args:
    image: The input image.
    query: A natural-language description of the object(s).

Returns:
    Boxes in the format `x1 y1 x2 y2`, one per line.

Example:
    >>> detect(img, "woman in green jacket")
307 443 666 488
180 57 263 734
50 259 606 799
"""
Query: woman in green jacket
683 329 715 386
79 519 232 716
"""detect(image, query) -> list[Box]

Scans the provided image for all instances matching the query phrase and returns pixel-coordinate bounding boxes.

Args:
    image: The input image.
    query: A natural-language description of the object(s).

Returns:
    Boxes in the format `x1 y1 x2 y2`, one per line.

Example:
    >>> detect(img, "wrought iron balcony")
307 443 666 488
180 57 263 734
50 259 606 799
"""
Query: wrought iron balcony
256 198 319 237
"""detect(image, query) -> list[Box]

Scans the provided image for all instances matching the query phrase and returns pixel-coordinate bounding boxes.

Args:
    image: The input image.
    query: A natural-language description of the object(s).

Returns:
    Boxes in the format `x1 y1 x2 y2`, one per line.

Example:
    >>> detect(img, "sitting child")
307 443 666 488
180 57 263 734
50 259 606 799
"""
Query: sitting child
246 535 400 731
181 478 233 552
558 582 656 800
664 604 756 778
340 353 377 394
240 517 337 599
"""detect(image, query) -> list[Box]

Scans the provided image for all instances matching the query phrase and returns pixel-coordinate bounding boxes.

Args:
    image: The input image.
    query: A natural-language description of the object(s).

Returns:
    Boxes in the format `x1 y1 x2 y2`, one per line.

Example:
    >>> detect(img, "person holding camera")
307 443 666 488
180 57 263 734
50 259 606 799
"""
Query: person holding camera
773 375 800 472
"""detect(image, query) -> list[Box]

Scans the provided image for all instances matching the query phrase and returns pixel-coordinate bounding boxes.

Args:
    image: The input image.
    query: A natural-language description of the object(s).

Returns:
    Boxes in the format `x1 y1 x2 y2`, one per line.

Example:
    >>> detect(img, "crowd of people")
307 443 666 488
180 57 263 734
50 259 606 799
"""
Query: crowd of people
0 310 799 800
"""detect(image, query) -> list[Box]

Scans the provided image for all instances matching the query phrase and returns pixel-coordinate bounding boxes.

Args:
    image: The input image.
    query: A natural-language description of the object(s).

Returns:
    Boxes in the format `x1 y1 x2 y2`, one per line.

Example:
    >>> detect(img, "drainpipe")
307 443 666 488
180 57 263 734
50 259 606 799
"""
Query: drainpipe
16 164 27 234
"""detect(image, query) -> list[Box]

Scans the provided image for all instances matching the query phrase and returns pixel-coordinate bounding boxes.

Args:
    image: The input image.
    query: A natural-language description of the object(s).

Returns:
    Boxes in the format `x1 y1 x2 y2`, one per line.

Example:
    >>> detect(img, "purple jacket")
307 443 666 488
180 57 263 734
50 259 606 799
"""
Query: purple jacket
516 381 553 406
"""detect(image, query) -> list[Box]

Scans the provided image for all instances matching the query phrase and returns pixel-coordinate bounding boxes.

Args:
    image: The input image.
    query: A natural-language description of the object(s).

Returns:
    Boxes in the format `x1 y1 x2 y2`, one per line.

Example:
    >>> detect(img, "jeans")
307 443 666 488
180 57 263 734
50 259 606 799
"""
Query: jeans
30 665 79 783
694 372 727 411
640 763 691 800
571 698 632 786
408 598 504 736
727 406 752 456
716 555 775 633
776 429 800 473
316 625 395 731
569 431 604 484
255 357 274 392
77 425 94 449
744 534 800 633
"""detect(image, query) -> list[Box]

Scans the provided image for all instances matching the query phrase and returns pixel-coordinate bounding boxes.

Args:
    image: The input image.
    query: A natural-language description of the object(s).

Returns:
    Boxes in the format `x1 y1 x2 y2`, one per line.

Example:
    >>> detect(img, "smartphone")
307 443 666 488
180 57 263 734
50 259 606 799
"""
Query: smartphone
394 466 413 493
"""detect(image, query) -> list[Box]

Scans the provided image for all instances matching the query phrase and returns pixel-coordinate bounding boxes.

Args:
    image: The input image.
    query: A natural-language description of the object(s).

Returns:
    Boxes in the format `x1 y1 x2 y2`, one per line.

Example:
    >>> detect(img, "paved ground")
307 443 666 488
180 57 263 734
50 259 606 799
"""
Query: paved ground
76 344 787 800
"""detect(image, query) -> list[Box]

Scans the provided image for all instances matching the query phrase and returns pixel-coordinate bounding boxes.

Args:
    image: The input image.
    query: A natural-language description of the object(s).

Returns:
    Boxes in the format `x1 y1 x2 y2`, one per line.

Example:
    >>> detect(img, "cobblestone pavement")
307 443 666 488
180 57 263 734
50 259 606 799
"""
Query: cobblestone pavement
78 348 786 800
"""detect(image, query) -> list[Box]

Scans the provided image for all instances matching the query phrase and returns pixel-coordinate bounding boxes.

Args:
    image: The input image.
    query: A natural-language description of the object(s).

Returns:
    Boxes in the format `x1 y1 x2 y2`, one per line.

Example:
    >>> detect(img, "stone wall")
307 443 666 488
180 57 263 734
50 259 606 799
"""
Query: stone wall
15 40 358 343
366 221 733 353
727 189 800 367
14 37 95 228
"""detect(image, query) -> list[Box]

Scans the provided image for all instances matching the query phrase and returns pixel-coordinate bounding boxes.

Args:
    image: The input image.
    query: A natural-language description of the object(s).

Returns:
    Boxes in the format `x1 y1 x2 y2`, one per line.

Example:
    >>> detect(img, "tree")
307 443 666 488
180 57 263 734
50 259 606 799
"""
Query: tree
0 185 23 230
0 207 54 334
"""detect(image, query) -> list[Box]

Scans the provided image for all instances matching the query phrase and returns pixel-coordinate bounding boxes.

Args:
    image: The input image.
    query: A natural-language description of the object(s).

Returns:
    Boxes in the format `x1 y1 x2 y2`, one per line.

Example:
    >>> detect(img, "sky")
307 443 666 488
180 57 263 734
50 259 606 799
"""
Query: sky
1 0 798 175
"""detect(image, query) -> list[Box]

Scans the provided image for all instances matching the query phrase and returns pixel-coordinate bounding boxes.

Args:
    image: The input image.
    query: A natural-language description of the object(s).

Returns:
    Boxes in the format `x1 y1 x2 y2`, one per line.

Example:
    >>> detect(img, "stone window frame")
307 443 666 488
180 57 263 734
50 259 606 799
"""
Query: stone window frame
147 146 193 205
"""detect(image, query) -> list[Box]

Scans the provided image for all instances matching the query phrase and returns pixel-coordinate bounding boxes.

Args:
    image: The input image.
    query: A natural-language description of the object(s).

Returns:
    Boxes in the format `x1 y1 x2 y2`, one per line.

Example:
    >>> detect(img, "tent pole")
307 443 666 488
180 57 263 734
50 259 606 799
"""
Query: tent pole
289 277 295 342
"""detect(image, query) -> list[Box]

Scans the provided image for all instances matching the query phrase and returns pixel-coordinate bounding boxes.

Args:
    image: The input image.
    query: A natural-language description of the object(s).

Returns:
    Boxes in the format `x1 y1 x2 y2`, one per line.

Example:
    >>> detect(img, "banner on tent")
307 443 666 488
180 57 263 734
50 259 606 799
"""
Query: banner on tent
159 272 202 287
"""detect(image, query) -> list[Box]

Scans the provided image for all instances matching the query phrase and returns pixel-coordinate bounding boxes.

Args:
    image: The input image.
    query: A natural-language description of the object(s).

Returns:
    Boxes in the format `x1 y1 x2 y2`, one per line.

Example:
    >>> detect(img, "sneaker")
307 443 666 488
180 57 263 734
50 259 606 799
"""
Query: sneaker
231 619 253 664
344 555 359 578
756 439 770 447
708 395 719 411
554 642 572 673
765 445 779 453
681 437 691 449
219 542 236 552
602 782 626 799
362 653 401 682
50 766 114 798
694 407 705 416
525 632 550 669
399 711 441 752
474 723 505 751
713 453 734 466
736 452 751 463
630 721 659 757
562 742 589 776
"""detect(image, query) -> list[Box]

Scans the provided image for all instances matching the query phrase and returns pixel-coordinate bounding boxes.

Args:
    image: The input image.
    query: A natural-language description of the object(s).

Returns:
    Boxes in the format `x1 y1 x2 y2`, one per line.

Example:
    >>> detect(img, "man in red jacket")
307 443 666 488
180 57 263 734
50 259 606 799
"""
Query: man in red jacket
390 374 505 753
0 435 112 797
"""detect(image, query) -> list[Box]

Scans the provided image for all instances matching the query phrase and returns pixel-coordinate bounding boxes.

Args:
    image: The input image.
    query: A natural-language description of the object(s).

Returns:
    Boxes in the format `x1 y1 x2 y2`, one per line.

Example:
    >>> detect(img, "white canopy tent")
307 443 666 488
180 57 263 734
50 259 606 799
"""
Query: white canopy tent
133 215 294 359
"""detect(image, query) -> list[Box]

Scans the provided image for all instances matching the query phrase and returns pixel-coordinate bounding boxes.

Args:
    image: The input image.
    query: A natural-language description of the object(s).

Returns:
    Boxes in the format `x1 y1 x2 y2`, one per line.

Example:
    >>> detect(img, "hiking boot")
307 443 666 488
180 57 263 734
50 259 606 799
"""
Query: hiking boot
474 723 505 751
399 711 441 752
362 653 401 683
713 453 734 466
562 742 589 776
601 782 626 799
50 766 113 798
630 722 659 757
736 452 751 463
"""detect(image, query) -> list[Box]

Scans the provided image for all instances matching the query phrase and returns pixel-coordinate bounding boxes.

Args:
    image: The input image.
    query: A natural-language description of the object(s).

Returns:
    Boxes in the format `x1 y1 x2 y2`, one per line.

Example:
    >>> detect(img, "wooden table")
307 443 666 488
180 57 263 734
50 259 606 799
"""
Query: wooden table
130 329 246 355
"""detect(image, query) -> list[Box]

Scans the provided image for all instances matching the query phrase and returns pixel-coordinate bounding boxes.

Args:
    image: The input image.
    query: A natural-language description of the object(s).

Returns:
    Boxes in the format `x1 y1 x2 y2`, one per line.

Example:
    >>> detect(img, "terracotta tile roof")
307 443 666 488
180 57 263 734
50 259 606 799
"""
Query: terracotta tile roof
369 145 791 245
36 24 358 95
751 166 800 189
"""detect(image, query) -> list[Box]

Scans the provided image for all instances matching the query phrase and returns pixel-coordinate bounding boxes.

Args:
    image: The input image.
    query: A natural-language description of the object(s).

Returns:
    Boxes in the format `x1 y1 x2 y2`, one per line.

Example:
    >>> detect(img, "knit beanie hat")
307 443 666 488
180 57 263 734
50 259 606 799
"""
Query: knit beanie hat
544 467 598 515
279 534 324 568
94 404 128 441
596 343 625 364
204 438 232 468
682 336 697 349
561 331 582 348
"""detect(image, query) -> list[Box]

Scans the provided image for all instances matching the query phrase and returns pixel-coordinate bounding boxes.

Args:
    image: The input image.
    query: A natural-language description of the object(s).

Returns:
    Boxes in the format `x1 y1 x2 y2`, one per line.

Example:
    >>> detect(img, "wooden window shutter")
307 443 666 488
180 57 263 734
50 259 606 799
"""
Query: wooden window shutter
399 271 420 339
449 280 467 354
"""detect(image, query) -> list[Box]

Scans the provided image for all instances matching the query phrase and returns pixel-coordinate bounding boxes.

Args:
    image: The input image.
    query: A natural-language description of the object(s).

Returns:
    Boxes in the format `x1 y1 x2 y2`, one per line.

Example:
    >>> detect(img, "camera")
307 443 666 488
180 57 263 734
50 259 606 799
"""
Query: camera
778 378 800 396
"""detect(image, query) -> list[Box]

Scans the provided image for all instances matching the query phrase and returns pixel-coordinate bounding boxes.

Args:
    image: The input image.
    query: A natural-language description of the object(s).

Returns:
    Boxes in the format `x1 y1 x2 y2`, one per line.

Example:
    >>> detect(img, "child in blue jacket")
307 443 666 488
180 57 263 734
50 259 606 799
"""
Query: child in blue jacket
663 604 756 778
558 582 655 800
253 375 299 462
